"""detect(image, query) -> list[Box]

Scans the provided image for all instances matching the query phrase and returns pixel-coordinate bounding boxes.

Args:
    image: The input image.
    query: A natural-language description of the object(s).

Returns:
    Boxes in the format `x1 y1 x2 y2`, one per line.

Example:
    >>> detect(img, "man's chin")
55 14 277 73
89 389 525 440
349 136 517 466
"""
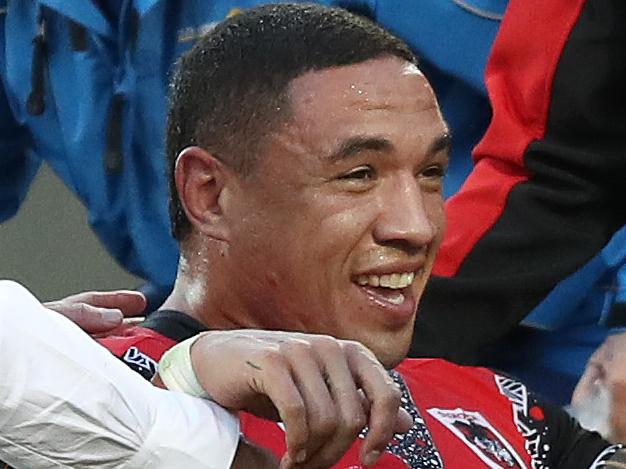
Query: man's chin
377 349 409 370
366 334 411 370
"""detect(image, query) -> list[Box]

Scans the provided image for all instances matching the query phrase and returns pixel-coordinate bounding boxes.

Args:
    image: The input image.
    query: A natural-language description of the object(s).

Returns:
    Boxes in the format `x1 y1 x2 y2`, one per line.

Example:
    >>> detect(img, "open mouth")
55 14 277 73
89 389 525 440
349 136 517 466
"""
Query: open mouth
354 272 415 306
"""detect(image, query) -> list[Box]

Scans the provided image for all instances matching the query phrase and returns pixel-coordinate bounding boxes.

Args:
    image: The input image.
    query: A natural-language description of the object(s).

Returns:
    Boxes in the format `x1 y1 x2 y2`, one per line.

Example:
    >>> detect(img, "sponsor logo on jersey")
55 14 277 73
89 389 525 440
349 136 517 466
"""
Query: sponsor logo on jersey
428 407 527 468
122 346 158 378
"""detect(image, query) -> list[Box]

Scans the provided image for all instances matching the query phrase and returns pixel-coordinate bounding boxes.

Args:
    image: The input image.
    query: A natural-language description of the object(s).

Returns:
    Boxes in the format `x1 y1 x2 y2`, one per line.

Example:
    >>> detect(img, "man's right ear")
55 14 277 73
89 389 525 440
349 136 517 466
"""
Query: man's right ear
174 146 231 241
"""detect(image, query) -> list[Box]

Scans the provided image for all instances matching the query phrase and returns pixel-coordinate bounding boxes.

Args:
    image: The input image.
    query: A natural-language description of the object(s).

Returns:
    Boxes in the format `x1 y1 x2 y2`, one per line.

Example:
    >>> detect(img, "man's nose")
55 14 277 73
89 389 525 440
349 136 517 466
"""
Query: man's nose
373 176 436 252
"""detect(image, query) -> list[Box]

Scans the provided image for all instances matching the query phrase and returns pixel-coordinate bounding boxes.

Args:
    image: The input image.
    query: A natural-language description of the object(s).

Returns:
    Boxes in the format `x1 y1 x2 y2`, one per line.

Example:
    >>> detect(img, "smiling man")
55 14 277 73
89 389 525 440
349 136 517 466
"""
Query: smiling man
100 4 625 468
166 55 448 370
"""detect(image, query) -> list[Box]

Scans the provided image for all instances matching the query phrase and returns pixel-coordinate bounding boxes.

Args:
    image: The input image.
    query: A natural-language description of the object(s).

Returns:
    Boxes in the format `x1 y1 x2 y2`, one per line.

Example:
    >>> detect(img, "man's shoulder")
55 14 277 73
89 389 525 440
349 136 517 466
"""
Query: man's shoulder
98 326 177 360
97 309 207 380
98 326 177 380
396 357 497 383
394 358 513 407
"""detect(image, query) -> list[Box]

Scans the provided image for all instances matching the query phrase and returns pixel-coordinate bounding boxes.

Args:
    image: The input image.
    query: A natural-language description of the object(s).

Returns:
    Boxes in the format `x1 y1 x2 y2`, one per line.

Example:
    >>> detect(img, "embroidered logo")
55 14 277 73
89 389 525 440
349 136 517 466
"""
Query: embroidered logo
122 346 158 379
428 408 526 468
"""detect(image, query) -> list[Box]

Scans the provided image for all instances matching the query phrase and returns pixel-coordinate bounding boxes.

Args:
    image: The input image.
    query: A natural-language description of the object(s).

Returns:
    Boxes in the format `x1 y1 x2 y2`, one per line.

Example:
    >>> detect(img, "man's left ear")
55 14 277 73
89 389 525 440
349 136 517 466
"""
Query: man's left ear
174 146 231 241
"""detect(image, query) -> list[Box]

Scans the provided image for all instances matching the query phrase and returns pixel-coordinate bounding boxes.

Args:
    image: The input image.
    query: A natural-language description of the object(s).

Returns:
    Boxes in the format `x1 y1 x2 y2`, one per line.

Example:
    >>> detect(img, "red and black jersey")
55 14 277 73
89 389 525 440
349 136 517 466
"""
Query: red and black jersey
99 310 621 468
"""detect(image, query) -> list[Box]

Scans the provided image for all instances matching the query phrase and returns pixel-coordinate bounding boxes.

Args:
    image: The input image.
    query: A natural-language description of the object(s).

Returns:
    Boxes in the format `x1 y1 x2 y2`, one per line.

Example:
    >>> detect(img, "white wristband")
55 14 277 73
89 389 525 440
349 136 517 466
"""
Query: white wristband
158 334 211 399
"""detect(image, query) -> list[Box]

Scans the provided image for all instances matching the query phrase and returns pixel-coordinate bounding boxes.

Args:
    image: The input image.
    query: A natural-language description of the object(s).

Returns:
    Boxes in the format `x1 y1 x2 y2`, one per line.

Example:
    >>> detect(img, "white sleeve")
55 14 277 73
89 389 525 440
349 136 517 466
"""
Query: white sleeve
0 280 240 469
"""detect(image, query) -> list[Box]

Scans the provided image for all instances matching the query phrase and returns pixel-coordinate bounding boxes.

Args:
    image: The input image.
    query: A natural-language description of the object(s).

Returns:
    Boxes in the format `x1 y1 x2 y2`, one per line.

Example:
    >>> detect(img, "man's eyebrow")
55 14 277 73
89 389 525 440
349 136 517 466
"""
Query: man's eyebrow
428 132 452 157
326 136 393 162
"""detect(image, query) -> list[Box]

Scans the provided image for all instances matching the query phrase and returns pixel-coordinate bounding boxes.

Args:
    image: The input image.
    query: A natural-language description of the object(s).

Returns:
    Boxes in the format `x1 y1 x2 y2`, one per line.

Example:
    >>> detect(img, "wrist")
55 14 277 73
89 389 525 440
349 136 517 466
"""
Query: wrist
158 333 211 399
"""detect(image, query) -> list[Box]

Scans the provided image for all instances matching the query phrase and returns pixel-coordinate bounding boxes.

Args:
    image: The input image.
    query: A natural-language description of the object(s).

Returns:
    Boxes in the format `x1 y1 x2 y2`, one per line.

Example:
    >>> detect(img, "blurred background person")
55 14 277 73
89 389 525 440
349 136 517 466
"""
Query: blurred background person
0 0 491 310
410 0 626 407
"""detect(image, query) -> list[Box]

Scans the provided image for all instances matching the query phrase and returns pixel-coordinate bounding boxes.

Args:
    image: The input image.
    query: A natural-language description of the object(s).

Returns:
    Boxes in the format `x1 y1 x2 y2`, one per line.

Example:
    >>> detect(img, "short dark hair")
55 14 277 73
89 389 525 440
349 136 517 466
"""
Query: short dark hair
167 2 416 241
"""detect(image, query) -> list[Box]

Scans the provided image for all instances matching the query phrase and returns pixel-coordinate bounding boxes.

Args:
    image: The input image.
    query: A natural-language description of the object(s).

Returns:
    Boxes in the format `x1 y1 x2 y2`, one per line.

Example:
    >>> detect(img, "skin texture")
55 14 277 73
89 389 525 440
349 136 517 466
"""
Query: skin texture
163 56 449 468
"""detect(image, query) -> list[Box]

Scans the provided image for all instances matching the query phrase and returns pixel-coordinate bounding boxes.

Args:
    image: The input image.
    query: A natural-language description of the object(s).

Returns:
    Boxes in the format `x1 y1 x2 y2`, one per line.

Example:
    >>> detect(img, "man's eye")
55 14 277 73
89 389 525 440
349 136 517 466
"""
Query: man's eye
338 166 375 181
420 164 447 179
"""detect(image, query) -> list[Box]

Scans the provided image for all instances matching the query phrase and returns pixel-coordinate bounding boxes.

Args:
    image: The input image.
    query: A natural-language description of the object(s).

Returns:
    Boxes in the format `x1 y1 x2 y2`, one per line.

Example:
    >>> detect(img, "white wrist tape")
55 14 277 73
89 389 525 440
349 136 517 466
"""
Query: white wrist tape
158 334 211 399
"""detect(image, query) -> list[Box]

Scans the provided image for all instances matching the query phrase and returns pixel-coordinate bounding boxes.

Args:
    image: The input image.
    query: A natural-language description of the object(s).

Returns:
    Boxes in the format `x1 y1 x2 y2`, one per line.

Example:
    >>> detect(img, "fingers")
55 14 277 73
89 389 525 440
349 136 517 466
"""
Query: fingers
68 290 147 316
297 337 366 468
45 301 124 333
187 331 402 468
395 408 414 434
247 348 310 465
357 391 412 434
44 289 146 333
245 337 384 468
344 341 403 466
92 317 145 338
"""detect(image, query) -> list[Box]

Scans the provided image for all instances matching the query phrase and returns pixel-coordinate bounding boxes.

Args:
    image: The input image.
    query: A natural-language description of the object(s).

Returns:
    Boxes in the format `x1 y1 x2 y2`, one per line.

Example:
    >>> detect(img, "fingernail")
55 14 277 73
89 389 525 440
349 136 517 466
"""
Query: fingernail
363 450 381 466
295 449 306 463
102 309 123 323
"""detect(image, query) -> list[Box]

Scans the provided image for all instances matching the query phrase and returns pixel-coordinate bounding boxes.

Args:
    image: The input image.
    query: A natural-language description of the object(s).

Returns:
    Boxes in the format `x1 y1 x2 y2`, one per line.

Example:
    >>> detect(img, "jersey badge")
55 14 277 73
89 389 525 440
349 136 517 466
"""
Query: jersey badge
428 407 527 468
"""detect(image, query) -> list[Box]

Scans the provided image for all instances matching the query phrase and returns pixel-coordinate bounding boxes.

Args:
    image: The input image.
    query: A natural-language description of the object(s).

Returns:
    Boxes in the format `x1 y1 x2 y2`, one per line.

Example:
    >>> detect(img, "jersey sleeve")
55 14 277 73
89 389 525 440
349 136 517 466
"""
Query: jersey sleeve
491 371 619 468
541 401 619 468
412 0 626 362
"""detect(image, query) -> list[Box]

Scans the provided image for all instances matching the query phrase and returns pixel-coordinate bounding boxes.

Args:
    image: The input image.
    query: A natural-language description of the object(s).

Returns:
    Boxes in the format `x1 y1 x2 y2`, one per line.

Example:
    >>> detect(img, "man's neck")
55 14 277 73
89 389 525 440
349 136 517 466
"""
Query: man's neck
161 271 267 331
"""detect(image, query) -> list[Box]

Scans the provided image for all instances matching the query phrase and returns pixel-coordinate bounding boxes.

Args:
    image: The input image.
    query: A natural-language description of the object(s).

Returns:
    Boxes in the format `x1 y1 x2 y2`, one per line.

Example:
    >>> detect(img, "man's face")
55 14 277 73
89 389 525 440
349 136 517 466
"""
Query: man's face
223 56 448 367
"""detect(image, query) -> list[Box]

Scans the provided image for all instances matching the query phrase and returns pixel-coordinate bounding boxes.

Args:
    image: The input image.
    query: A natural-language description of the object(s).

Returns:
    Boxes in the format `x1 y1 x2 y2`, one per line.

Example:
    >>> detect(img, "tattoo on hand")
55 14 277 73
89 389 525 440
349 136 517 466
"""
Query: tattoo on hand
246 360 263 370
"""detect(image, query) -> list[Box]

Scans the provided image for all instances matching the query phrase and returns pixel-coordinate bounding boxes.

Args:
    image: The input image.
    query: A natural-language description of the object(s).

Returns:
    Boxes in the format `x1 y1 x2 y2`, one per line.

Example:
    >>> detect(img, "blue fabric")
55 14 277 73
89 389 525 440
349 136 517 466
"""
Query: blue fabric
510 227 626 404
0 0 499 292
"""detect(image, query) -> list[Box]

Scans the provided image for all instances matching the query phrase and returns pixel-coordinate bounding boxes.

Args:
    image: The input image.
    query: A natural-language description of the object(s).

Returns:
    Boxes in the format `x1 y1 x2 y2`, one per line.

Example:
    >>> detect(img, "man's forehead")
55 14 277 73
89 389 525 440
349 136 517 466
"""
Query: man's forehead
286 56 435 116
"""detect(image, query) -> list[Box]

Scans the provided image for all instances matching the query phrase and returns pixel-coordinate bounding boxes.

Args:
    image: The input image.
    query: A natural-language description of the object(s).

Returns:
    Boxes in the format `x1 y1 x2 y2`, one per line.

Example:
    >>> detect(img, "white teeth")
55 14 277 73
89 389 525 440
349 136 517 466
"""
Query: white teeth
390 273 401 288
379 274 391 288
355 272 416 289
400 272 410 286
